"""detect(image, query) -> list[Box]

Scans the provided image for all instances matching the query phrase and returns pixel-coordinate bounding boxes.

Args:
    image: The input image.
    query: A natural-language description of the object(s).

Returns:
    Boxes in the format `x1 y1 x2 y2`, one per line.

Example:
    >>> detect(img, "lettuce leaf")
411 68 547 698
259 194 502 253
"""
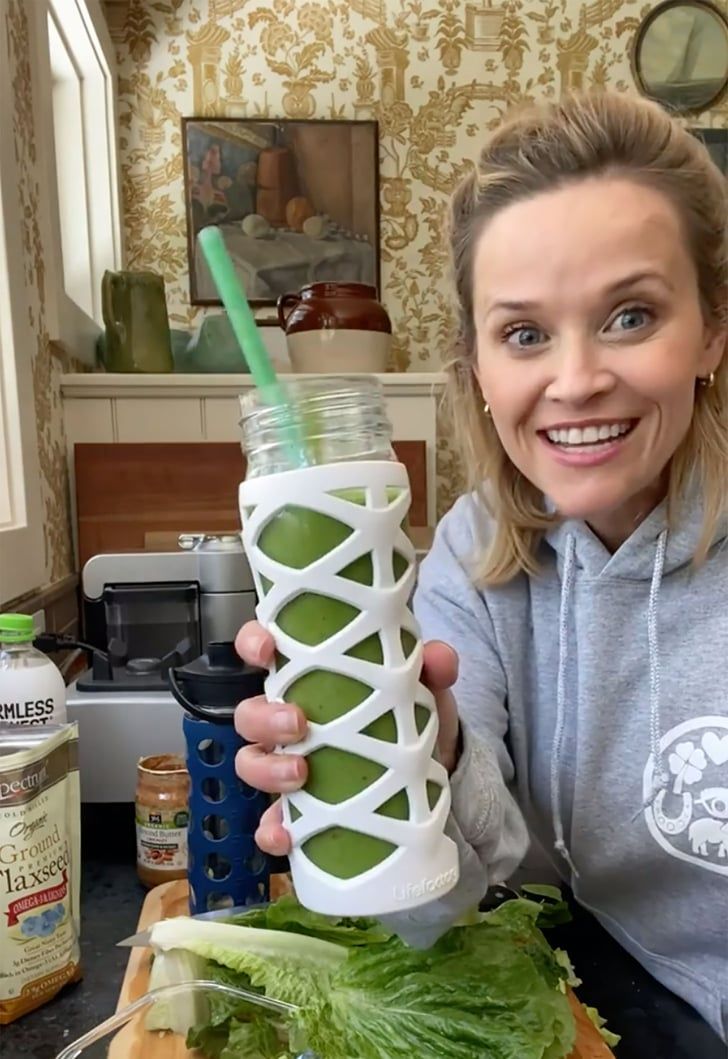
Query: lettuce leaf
187 1010 292 1059
301 905 575 1059
151 896 576 1059
151 916 345 1010
227 895 392 949
221 1017 288 1059
584 1006 621 1048
519 885 572 929
186 1022 231 1059
553 948 583 989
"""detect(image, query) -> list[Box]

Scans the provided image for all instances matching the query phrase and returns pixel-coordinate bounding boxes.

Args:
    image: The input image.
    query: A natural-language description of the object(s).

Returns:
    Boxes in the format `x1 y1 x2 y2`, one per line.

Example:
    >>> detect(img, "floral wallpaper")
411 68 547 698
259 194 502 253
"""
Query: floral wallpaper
7 1 728 588
108 0 728 515
4 0 82 591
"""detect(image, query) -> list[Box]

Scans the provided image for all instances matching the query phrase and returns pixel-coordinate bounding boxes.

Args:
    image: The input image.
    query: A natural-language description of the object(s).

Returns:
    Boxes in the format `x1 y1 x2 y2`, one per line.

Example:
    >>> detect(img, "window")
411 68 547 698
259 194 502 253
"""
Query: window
0 0 120 601
41 0 122 361
0 4 45 603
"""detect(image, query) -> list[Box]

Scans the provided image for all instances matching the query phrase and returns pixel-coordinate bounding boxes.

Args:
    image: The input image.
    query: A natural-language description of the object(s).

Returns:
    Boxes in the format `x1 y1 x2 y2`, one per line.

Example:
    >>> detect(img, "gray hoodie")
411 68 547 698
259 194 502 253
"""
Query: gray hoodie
400 488 728 1040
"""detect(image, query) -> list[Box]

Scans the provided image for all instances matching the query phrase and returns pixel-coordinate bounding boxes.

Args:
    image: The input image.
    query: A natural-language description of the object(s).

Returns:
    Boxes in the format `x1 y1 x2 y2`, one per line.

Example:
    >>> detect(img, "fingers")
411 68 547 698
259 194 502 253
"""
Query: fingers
233 625 298 859
255 800 291 857
235 742 307 794
422 640 459 692
432 686 460 773
234 695 307 748
235 621 275 668
422 641 460 775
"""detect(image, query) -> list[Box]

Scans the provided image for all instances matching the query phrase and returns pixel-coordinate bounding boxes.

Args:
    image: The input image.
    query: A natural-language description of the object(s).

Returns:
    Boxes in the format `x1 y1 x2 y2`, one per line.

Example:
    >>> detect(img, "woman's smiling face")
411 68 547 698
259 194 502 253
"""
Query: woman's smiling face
472 177 725 548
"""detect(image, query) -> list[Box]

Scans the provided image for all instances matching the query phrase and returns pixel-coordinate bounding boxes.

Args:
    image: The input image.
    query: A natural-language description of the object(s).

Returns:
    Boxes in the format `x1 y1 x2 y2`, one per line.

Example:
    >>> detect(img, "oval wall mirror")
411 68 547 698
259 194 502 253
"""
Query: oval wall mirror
634 0 728 113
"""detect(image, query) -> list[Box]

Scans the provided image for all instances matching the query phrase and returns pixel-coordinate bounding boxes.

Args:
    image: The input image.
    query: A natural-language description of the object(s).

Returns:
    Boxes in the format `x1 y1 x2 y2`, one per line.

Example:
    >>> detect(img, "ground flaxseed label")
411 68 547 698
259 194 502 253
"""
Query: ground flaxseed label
0 725 81 1024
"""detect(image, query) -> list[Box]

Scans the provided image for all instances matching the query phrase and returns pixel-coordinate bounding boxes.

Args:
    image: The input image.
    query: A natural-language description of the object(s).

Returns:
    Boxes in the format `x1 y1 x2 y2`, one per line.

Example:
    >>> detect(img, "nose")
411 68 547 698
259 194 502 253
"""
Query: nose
544 335 615 406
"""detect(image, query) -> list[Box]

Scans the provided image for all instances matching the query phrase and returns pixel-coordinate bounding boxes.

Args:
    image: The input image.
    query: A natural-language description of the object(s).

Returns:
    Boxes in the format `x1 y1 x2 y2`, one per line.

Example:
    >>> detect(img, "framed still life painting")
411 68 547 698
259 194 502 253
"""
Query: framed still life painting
182 118 380 308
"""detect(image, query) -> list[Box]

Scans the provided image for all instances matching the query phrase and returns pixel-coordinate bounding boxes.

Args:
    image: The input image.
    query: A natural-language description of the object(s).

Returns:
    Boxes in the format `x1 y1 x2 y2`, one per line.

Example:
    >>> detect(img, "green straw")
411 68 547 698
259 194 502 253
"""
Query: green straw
197 225 307 466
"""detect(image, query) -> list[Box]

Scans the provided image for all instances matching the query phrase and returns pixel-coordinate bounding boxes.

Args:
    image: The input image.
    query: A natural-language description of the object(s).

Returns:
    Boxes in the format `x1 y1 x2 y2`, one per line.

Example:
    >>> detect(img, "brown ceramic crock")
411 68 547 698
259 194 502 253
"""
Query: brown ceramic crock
277 282 392 373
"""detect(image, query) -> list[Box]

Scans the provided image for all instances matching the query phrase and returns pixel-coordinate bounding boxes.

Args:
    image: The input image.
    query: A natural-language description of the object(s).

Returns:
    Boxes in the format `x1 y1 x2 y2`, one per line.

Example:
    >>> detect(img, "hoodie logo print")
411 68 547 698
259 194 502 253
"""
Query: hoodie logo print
644 716 728 876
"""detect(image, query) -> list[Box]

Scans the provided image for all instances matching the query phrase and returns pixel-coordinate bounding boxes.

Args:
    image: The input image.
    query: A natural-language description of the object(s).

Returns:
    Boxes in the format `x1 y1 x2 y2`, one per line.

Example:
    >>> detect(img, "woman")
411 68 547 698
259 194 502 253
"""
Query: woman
233 93 728 1043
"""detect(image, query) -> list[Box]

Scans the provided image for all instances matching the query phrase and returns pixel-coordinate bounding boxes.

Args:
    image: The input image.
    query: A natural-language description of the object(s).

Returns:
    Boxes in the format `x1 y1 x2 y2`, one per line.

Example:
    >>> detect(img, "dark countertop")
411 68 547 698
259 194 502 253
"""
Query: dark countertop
4 807 725 1059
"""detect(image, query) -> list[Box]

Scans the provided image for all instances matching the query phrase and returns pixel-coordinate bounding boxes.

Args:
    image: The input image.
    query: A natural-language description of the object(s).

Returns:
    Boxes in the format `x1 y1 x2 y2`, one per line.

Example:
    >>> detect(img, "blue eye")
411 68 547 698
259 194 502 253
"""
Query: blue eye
610 307 652 332
504 325 546 349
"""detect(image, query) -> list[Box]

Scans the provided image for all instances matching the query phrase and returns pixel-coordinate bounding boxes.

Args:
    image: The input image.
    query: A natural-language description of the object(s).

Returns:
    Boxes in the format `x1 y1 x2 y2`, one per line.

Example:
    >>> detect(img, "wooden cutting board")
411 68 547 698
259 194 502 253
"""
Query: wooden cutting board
112 879 615 1059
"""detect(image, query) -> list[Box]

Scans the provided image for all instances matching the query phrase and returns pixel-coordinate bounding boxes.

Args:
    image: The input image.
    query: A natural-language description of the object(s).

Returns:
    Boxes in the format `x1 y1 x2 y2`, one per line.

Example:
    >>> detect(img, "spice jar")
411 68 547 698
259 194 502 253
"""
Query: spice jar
135 755 190 889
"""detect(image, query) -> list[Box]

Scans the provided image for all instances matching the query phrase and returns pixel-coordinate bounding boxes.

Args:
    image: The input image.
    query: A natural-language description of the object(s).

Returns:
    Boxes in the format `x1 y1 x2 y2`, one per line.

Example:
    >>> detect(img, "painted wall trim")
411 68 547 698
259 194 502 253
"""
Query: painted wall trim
60 371 448 399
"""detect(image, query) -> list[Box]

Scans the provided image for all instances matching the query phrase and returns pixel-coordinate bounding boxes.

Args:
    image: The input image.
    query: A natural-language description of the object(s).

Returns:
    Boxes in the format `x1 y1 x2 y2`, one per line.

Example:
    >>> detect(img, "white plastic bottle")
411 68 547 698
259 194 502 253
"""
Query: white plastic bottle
0 614 67 726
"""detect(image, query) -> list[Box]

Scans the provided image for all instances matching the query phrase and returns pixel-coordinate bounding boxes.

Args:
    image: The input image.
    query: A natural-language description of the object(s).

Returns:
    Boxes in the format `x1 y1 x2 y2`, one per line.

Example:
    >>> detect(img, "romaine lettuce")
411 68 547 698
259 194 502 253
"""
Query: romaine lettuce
149 896 577 1059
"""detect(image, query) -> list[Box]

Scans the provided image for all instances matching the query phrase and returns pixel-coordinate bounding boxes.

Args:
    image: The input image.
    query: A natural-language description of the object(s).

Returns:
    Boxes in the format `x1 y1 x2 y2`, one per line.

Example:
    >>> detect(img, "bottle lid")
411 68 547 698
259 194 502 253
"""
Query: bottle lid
168 641 267 724
0 613 34 643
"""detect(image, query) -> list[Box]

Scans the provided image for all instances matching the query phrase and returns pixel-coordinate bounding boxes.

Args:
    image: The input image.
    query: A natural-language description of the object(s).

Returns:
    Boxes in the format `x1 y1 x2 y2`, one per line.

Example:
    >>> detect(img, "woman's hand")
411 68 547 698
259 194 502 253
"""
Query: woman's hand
234 621 461 857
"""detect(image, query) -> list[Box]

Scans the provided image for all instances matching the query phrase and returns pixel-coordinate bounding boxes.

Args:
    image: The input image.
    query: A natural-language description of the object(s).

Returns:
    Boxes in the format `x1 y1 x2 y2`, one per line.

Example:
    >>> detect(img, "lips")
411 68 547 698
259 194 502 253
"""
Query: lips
543 420 637 448
537 418 640 467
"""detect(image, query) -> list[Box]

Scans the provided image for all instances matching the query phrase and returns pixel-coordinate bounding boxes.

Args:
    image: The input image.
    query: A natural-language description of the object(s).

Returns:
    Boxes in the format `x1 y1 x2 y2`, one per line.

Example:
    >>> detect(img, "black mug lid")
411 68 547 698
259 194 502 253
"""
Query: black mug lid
168 641 267 723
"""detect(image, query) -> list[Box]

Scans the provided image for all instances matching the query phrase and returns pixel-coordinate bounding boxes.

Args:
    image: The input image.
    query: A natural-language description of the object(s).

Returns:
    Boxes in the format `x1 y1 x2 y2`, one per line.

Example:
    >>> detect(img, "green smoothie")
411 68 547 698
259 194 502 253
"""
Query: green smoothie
256 493 437 878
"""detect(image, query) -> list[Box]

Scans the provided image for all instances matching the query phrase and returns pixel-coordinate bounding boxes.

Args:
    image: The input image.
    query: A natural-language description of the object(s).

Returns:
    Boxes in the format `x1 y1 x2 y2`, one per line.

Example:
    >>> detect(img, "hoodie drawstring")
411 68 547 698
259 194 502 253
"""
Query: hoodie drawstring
551 530 671 860
550 532 579 877
647 529 669 797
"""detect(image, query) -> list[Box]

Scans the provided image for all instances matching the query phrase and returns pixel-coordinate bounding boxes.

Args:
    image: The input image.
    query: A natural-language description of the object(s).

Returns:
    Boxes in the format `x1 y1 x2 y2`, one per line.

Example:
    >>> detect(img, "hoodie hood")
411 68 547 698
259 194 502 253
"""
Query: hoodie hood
544 478 728 581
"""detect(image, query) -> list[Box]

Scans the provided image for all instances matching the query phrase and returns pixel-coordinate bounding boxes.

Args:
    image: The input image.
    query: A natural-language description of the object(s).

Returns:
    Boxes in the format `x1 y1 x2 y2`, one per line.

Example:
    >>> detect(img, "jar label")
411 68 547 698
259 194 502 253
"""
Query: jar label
135 808 189 872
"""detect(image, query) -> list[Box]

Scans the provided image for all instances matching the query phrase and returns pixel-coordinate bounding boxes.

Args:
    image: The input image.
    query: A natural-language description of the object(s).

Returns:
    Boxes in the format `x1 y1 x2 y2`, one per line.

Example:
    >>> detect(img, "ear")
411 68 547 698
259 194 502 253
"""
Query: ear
699 322 727 377
472 360 487 402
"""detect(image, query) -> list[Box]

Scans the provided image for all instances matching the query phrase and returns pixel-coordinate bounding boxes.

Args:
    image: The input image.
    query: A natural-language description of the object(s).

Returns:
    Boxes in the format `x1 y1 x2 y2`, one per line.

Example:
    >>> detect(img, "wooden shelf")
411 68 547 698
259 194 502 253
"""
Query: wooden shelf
60 371 447 399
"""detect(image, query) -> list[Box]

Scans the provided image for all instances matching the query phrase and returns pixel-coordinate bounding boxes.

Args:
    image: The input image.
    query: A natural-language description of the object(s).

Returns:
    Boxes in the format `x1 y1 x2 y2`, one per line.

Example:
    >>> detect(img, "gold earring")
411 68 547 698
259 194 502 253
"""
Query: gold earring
699 372 715 388
483 401 490 416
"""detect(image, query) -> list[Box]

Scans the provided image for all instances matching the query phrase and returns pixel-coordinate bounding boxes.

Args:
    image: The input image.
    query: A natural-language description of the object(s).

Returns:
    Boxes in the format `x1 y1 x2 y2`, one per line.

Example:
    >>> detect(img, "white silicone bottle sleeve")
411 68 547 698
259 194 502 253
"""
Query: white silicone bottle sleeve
240 460 458 916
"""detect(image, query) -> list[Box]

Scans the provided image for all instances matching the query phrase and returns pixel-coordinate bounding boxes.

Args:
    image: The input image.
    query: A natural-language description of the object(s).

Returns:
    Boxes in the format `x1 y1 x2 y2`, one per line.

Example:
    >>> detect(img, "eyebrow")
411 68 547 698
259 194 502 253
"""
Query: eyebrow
485 300 537 315
605 270 673 294
483 270 673 318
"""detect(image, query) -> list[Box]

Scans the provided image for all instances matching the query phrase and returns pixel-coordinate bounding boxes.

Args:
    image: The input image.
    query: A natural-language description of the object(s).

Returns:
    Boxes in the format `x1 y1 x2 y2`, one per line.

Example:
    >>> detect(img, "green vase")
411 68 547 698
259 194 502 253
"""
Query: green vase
101 270 174 373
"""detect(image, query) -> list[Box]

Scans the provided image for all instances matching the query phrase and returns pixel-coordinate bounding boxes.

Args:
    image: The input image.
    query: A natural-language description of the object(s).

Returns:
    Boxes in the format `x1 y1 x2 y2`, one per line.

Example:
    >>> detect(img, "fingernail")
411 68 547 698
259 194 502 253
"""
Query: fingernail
273 709 299 737
272 759 301 783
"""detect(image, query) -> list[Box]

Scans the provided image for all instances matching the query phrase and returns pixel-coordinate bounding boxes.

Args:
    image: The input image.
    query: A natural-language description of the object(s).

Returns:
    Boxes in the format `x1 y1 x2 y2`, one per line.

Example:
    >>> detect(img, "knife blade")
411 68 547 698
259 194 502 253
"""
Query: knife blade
118 884 522 947
117 902 267 947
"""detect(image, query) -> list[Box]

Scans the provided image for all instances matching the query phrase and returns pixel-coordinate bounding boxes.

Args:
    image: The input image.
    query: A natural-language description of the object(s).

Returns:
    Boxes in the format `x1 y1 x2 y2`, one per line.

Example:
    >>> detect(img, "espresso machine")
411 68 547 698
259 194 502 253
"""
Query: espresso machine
65 534 258 802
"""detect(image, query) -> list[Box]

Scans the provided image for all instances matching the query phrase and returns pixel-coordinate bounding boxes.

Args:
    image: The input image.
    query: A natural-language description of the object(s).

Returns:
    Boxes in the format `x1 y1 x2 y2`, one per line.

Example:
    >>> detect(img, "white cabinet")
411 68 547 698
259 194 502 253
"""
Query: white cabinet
60 372 446 533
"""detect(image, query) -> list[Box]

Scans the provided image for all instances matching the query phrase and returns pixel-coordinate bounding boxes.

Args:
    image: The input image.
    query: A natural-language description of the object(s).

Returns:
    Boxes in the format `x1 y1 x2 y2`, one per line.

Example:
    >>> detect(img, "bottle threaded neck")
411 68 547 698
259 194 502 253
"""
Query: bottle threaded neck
240 376 393 476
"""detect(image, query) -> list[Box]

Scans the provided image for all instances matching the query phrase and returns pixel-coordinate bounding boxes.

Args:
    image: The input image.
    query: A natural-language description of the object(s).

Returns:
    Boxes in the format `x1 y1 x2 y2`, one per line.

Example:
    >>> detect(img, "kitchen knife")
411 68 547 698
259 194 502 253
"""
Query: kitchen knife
117 886 522 947
117 902 266 947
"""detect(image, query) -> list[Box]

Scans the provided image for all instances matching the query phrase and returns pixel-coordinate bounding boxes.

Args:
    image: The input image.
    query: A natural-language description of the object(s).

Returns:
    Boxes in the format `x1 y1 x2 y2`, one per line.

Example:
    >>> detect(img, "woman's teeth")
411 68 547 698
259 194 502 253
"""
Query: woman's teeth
545 422 633 447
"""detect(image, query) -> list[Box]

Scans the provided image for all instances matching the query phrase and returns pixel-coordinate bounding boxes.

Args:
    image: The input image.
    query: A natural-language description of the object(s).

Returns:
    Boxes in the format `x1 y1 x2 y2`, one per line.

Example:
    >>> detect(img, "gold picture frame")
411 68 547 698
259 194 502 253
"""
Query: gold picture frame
633 0 728 114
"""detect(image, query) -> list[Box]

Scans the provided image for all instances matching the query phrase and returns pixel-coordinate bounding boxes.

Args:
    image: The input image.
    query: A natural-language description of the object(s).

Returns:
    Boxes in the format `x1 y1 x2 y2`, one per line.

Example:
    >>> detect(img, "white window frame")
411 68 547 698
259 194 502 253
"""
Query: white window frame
0 2 46 604
0 0 120 601
34 0 122 364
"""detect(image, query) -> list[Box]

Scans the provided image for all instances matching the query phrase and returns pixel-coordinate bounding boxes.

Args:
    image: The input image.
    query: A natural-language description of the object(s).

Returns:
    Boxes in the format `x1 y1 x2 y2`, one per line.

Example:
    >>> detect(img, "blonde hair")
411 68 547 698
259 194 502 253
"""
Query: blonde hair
446 92 728 585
